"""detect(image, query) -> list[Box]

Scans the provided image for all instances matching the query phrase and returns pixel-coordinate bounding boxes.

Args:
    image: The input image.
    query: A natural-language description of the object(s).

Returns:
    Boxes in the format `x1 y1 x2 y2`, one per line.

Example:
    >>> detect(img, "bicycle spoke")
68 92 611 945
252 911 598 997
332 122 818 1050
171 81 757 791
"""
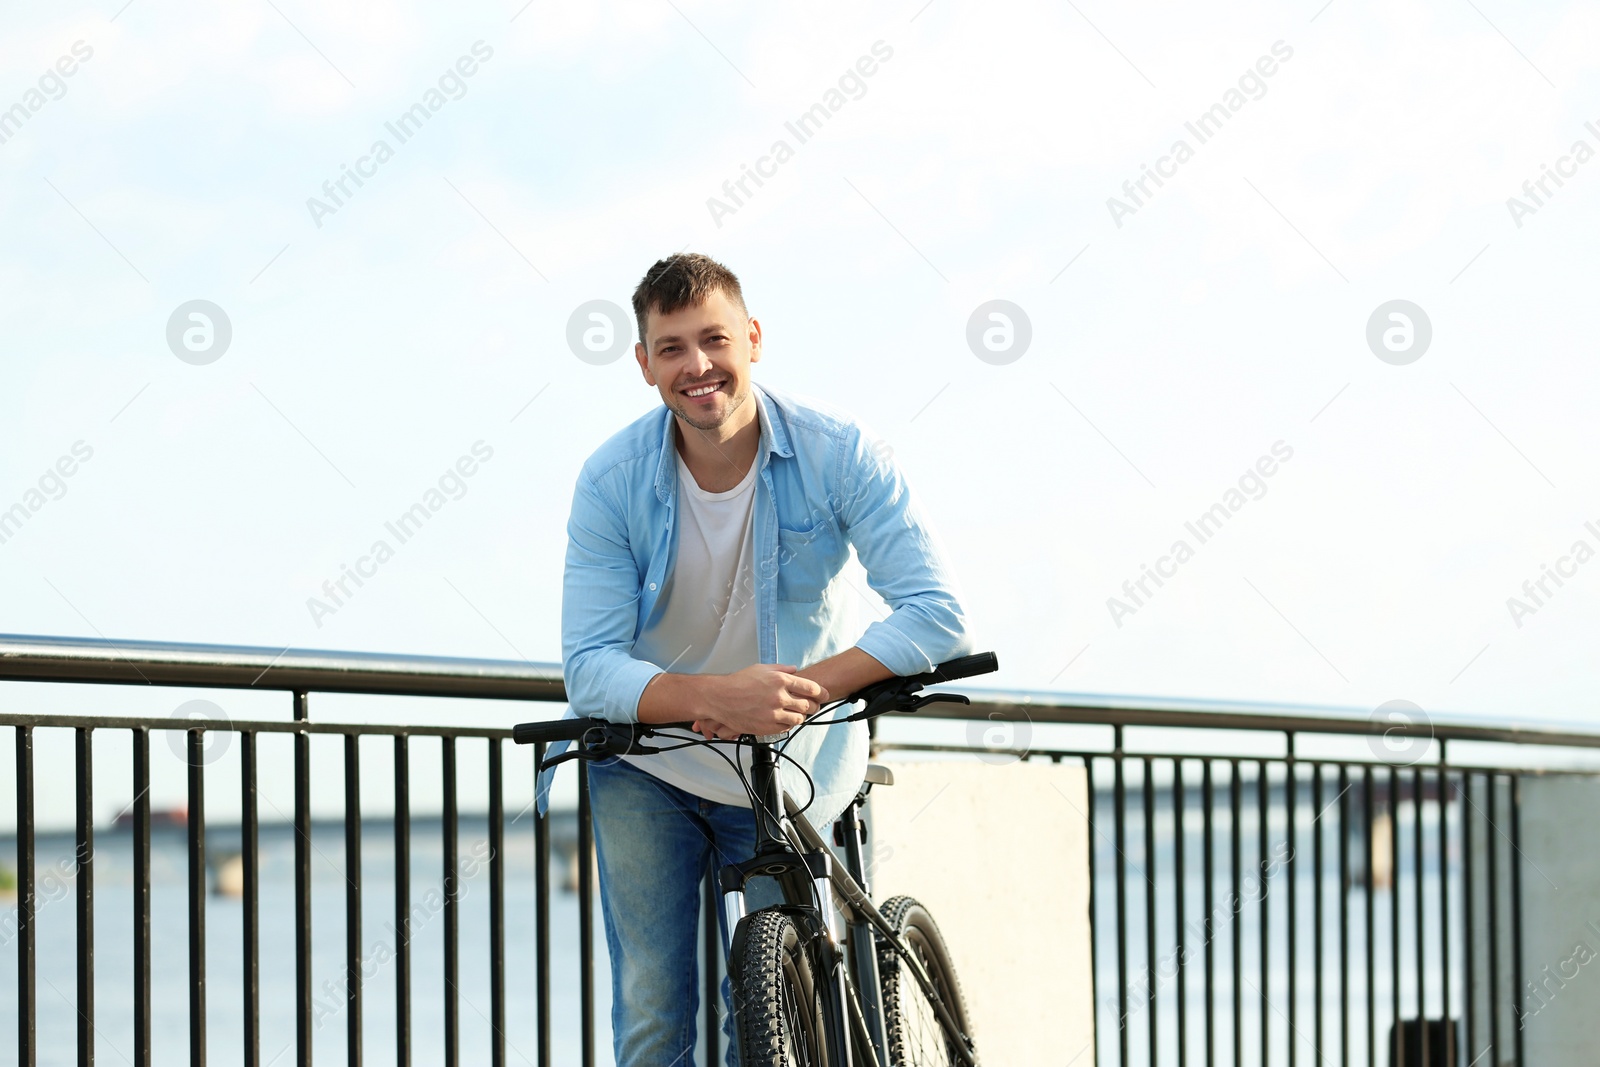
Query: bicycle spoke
888 926 962 1066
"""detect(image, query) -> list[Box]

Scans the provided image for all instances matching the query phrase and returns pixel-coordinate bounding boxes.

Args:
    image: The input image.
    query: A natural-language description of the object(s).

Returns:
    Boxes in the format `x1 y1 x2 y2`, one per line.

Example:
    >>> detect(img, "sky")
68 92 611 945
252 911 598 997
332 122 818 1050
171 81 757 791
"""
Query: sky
3 0 1600 826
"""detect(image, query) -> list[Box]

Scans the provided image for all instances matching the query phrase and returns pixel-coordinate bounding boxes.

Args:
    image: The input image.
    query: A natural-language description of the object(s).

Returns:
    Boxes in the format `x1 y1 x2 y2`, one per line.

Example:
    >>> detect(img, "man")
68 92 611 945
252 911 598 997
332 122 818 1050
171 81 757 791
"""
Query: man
556 253 971 1065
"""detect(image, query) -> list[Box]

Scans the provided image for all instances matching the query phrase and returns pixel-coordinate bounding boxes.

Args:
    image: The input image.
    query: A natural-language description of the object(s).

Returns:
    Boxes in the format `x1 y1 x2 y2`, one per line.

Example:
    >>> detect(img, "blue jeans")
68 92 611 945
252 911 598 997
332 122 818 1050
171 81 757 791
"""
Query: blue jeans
588 757 780 1067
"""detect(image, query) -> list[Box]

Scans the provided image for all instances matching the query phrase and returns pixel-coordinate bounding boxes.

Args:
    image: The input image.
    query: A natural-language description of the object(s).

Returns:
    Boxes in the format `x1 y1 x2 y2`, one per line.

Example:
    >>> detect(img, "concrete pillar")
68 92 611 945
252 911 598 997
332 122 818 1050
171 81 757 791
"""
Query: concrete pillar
1514 773 1600 1064
867 759 1095 1064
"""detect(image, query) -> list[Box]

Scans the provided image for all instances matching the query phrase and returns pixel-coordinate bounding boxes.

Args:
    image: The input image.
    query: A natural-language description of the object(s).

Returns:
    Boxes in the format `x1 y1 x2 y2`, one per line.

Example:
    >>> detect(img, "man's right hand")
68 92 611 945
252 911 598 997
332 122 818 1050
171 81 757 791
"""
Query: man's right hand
639 663 828 739
693 664 829 739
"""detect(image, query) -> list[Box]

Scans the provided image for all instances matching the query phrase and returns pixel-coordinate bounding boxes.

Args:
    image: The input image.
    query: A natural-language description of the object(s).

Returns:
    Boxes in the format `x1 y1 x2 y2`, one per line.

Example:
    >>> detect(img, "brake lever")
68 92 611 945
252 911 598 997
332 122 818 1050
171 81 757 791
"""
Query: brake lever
536 723 665 773
537 748 589 772
845 686 972 723
906 692 970 712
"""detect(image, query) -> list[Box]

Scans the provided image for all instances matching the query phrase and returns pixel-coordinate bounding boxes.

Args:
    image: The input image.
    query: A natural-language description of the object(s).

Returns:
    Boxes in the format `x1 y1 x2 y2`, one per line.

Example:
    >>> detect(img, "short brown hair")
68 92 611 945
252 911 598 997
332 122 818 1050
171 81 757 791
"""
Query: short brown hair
631 253 748 348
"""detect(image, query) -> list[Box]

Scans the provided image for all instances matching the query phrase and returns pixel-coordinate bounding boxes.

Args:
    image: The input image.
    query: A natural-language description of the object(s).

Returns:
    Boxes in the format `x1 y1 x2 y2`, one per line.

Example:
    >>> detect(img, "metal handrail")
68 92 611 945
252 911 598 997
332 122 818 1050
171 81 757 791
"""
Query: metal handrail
911 694 1600 750
0 713 524 737
5 634 1600 753
0 633 565 700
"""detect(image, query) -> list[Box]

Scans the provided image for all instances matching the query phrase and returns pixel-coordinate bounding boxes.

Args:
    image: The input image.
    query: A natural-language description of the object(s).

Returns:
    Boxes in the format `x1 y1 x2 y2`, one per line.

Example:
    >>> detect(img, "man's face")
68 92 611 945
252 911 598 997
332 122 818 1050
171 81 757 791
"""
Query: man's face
635 289 761 434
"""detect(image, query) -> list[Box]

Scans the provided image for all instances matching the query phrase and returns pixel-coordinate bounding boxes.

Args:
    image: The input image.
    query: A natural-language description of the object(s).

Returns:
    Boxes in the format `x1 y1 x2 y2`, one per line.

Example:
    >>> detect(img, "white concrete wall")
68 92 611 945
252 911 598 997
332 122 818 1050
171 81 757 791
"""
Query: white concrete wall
1515 773 1600 1065
865 759 1095 1065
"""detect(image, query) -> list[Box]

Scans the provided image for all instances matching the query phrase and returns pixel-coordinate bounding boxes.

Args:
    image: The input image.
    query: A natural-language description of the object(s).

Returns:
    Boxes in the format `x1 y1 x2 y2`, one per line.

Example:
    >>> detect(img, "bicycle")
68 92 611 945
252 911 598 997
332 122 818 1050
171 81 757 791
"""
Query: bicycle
514 651 1000 1067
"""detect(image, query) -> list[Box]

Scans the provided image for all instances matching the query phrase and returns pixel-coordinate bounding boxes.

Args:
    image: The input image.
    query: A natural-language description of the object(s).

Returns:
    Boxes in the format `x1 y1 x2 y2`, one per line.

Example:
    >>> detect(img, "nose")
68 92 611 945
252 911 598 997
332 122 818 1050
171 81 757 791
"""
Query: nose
685 347 714 377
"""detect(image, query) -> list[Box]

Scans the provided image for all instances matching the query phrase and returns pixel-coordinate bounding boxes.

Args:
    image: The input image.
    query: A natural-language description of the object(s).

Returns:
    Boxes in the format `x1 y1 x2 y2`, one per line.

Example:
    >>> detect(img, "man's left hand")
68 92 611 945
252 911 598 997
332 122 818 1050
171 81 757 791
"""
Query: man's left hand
690 719 743 740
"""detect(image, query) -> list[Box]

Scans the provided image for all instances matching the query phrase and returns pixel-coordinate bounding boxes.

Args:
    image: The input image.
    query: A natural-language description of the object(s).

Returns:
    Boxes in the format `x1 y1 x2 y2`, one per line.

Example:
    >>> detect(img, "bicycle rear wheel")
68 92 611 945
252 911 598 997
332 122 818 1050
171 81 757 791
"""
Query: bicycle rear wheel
877 895 975 1066
730 908 834 1066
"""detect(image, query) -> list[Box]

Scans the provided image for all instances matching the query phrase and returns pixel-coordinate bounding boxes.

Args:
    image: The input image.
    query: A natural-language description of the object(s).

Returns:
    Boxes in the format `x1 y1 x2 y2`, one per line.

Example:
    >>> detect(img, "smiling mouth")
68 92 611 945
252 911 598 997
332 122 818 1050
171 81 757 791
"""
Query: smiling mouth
681 380 725 399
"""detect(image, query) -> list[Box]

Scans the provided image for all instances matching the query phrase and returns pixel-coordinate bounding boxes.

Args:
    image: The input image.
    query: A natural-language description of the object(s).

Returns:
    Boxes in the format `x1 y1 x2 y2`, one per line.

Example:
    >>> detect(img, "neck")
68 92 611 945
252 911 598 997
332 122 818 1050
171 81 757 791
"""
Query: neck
675 393 761 490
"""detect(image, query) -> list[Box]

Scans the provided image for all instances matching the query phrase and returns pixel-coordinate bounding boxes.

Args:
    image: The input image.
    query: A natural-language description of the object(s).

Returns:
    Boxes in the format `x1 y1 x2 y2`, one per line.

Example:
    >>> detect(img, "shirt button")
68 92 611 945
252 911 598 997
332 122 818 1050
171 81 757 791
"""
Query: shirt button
649 583 657 590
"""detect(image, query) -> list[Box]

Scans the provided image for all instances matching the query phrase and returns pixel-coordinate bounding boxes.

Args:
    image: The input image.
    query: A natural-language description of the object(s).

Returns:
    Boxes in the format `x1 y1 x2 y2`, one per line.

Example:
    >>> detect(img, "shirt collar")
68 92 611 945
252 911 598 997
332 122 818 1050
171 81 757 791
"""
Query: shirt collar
754 382 793 462
653 382 791 503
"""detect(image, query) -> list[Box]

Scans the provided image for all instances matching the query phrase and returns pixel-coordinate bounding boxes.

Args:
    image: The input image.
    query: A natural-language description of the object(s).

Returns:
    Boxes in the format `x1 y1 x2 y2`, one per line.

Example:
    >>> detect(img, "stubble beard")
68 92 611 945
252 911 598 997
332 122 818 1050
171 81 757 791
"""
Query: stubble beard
669 379 751 433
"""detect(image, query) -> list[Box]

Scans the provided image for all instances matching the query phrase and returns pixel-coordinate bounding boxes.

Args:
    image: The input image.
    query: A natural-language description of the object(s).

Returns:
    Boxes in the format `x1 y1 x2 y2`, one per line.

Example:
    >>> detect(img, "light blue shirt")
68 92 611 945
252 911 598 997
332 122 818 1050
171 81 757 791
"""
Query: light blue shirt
537 382 973 825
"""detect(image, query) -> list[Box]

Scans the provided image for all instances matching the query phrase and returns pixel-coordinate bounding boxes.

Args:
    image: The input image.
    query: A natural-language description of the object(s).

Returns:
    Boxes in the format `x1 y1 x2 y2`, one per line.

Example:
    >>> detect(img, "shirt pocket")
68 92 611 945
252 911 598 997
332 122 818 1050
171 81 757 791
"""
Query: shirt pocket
776 518 843 603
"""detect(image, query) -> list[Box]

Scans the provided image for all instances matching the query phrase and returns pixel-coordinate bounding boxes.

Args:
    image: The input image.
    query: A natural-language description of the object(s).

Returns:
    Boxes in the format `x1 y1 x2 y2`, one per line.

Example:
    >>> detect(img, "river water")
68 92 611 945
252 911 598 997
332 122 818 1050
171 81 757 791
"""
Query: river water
0 820 616 1067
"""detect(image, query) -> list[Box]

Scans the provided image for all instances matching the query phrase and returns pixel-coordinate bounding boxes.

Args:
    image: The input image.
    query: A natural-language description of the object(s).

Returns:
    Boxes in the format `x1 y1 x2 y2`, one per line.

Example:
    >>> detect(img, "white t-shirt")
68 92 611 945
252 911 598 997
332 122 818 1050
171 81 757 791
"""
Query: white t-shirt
624 436 762 805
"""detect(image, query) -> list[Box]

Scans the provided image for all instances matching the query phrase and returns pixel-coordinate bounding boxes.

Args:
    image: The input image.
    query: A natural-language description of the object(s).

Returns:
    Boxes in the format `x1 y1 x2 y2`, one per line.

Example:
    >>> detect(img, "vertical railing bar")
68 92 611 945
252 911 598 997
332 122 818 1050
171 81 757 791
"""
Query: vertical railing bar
1417 768 1430 1067
1391 767 1402 1067
17 726 35 1067
489 739 506 1067
1462 774 1476 1067
1287 748 1296 1067
1114 728 1128 1067
1258 760 1269 1066
1229 759 1241 1067
1338 765 1349 1067
1486 775 1499 1064
1313 763 1324 1063
294 691 312 1067
1085 757 1101 1067
188 729 207 1067
1510 775 1524 1067
1364 767 1375 1067
1203 759 1215 1067
345 734 363 1067
1175 757 1187 1067
134 728 151 1067
1440 770 1452 1067
76 726 94 1067
578 759 596 1067
702 867 720 1067
443 737 459 1067
242 732 260 1067
395 735 412 1067
1143 756 1157 1064
534 743 551 1067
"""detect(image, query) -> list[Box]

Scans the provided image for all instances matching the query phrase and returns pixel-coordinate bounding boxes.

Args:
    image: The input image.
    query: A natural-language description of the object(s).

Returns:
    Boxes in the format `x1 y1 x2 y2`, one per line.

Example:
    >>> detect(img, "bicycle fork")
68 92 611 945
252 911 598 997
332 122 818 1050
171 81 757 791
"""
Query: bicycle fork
836 796 889 1065
716 741 863 1067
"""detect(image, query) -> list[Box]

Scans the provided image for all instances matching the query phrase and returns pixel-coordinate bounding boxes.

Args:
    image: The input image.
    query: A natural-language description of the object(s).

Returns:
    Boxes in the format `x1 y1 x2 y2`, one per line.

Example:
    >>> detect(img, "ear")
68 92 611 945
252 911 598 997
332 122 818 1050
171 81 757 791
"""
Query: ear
635 342 656 385
747 316 762 364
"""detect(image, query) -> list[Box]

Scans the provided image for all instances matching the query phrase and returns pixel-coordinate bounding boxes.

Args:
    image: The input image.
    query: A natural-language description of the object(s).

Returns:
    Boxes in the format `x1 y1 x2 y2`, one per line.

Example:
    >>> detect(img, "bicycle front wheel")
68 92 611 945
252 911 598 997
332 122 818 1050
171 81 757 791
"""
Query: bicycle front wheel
730 908 834 1067
878 895 975 1066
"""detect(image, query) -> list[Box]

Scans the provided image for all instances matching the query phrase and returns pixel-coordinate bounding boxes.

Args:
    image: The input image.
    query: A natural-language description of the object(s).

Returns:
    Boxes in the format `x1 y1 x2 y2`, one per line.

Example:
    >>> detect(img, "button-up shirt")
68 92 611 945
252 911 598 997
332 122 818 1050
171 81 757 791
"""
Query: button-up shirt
538 382 972 825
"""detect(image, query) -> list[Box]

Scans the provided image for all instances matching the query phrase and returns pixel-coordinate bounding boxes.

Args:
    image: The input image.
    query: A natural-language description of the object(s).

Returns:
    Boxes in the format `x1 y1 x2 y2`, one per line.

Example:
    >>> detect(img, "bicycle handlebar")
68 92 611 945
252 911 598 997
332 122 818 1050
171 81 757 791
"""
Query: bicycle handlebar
511 651 999 749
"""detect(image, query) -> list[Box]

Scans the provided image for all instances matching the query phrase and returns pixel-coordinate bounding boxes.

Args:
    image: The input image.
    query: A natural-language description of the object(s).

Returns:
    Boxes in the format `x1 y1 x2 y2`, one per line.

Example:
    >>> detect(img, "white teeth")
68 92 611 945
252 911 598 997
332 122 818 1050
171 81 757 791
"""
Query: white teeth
685 382 721 397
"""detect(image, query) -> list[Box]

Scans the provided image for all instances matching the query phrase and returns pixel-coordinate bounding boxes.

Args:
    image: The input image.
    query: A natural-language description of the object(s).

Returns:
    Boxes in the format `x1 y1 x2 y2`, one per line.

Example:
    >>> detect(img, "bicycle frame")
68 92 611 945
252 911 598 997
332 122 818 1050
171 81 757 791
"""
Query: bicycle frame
717 739 978 1067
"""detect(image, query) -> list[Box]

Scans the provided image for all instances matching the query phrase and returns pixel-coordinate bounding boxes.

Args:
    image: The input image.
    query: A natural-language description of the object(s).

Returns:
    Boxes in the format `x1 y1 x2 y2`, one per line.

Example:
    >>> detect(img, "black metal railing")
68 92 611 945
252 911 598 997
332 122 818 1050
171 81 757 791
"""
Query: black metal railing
875 696 1600 1067
3 634 1597 1067
0 634 574 1067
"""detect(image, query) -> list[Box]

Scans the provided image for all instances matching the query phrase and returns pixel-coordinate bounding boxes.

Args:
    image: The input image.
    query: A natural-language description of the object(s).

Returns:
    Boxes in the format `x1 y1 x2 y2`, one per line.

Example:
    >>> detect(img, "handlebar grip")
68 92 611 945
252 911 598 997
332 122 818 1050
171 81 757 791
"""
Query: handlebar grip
512 718 707 746
925 651 1000 683
512 717 603 746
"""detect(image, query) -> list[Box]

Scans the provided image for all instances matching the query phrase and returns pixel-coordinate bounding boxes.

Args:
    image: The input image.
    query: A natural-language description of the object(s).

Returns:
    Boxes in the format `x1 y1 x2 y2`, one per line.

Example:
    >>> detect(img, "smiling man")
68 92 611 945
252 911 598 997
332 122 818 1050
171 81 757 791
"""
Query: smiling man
560 253 971 1066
